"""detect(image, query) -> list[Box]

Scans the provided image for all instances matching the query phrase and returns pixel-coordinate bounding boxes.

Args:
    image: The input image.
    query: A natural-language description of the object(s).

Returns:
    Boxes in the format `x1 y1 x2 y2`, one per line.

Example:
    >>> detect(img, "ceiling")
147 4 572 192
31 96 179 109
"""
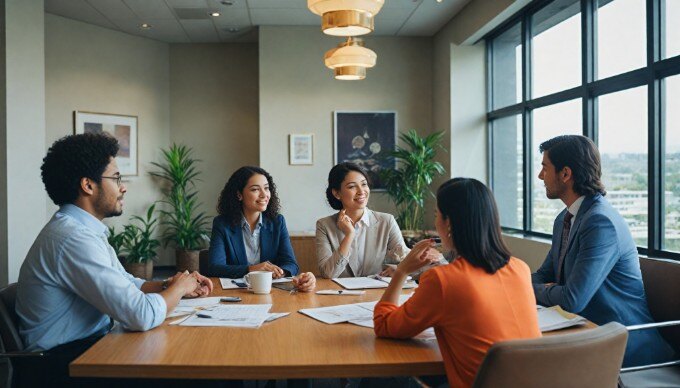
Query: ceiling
45 0 471 43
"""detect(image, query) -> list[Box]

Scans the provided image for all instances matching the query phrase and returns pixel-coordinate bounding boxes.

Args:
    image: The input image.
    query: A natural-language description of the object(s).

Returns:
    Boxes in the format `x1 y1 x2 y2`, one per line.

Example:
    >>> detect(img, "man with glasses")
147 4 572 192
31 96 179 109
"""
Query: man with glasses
15 133 214 386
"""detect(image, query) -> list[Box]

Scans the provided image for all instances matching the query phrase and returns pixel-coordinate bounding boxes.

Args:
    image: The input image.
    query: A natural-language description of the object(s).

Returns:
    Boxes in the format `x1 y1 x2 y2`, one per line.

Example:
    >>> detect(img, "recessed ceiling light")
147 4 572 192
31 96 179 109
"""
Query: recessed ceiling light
140 23 152 29
209 11 221 17
436 0 443 3
227 27 239 33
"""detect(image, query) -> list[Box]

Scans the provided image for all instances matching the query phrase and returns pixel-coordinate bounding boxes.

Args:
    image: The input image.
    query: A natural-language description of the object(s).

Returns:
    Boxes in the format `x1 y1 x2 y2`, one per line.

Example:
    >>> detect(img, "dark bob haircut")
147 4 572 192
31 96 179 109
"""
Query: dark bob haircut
540 135 606 197
217 166 281 226
436 178 511 274
41 133 119 206
325 162 371 210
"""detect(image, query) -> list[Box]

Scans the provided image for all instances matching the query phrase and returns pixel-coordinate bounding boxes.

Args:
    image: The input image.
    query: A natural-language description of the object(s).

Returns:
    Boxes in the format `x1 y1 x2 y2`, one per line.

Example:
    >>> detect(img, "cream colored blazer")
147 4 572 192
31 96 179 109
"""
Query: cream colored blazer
315 209 409 278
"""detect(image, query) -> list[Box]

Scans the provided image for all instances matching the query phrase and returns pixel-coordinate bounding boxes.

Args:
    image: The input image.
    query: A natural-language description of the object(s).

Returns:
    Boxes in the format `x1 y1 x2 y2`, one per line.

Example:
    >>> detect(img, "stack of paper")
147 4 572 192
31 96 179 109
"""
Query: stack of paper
537 305 588 332
332 276 416 290
179 304 273 328
168 297 223 318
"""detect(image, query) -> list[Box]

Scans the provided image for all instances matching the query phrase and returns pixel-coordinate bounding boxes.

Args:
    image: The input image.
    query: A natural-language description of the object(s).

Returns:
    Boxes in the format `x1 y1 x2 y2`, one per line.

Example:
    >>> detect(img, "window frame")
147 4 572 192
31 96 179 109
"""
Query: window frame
486 0 680 260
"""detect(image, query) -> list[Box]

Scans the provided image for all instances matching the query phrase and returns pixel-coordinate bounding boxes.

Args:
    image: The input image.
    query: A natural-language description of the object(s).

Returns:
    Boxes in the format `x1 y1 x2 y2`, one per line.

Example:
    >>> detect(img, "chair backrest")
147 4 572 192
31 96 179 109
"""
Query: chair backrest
472 322 628 388
199 249 209 275
639 257 680 353
0 283 24 353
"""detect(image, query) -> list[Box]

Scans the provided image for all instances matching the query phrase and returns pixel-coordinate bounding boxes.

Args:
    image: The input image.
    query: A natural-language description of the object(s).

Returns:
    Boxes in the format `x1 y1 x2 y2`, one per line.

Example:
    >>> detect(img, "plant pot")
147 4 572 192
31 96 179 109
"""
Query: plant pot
176 249 200 273
124 260 154 280
401 230 423 249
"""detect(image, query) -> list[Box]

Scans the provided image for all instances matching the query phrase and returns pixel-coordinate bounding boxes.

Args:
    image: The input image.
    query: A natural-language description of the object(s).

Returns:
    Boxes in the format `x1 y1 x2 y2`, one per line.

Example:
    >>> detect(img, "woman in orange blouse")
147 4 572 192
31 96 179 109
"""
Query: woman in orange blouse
373 178 541 388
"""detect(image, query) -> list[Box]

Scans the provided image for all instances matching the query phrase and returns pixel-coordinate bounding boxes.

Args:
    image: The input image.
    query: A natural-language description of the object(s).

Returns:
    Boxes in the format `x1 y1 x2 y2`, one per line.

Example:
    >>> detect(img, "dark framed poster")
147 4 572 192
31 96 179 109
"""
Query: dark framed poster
334 111 397 190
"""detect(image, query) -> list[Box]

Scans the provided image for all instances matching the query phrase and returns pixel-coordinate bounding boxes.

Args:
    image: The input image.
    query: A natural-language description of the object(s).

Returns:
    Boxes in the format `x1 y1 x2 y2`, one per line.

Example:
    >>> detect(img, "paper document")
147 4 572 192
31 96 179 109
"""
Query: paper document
220 277 293 289
332 276 417 290
177 297 222 308
167 306 197 318
316 290 365 295
179 304 272 328
300 294 413 325
537 305 588 332
265 312 290 322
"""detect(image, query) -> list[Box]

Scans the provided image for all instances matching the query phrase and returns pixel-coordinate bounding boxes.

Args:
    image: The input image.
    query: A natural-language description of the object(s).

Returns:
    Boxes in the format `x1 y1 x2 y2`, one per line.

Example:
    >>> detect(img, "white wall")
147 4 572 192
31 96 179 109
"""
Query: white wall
259 26 433 232
0 0 47 285
169 43 259 228
45 14 172 263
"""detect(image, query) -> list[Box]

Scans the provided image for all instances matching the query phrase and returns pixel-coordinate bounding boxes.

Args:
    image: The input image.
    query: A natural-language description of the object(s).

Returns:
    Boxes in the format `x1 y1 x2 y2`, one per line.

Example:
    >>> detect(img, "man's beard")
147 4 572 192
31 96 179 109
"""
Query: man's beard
95 193 123 218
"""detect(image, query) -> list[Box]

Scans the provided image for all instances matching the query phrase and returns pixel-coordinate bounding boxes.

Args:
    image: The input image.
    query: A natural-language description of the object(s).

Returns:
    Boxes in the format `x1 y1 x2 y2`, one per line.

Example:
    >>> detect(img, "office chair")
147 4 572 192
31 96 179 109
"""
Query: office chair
618 257 680 387
0 283 45 387
471 322 628 388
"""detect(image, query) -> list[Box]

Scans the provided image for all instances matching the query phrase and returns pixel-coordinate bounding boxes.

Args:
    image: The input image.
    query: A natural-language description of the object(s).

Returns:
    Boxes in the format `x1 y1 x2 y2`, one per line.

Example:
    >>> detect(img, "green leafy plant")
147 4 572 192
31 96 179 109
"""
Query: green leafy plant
107 226 126 256
380 129 446 232
121 204 161 264
150 144 210 251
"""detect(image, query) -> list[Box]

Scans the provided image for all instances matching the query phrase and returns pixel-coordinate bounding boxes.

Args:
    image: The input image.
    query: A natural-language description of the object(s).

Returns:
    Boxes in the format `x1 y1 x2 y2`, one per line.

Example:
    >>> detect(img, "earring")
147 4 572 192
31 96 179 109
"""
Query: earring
447 228 451 237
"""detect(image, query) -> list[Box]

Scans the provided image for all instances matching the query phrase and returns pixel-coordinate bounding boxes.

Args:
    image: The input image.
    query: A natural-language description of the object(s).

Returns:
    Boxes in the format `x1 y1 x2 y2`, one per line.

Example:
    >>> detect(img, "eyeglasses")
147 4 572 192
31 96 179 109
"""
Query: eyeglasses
101 175 123 187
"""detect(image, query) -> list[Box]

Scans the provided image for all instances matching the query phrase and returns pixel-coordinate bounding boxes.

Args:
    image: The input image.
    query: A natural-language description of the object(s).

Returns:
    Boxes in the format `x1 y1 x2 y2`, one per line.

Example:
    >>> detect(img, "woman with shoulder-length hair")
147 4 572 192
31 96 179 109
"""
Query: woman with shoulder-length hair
315 162 441 279
206 166 315 292
374 178 541 387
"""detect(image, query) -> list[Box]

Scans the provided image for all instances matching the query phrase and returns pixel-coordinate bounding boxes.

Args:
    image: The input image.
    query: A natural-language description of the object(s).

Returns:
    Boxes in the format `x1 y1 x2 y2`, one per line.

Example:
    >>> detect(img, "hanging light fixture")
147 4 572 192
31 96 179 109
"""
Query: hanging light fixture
308 0 385 36
324 37 377 80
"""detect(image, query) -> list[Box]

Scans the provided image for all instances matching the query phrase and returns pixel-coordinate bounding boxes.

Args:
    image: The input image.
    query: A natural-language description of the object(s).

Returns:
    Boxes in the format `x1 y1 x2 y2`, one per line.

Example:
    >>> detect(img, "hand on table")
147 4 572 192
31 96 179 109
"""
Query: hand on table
168 271 213 298
292 272 316 292
168 271 201 296
396 239 437 275
379 266 396 277
249 261 285 279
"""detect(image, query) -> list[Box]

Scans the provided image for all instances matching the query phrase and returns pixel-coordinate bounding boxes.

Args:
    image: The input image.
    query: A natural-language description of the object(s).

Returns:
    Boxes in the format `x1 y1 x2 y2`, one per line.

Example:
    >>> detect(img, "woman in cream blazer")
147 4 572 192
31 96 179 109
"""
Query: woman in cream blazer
316 162 414 278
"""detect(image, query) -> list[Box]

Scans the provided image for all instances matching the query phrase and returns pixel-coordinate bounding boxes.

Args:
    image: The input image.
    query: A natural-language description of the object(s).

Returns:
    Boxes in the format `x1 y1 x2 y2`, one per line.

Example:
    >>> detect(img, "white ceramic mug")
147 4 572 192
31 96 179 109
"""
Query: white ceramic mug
244 271 272 294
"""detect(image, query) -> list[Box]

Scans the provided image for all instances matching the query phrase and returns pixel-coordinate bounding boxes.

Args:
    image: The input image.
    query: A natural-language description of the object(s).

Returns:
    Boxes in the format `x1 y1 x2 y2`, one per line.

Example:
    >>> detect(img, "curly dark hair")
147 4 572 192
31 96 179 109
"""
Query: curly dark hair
539 135 606 197
217 166 281 226
41 133 119 206
325 162 370 210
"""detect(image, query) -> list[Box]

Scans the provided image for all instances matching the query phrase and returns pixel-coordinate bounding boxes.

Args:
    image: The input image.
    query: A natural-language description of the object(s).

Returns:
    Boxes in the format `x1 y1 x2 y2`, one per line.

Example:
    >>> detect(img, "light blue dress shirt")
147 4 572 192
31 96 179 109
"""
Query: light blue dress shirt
16 204 166 351
241 213 263 266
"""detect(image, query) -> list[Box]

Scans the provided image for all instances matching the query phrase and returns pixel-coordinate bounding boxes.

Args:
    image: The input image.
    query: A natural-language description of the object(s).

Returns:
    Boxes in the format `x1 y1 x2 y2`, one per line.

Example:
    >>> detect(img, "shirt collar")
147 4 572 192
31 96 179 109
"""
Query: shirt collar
567 196 586 218
356 209 371 227
59 204 108 237
241 213 263 230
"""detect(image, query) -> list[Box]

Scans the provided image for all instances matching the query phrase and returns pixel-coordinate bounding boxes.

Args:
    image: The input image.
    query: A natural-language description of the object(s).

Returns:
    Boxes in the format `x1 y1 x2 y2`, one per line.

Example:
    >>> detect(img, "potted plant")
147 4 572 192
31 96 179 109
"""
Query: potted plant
151 144 210 272
120 204 160 280
107 225 126 263
380 129 446 247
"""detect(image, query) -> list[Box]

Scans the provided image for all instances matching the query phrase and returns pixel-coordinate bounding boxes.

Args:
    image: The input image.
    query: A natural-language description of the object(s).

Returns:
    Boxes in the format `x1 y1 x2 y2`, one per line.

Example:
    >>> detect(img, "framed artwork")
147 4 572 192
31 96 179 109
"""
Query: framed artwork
74 111 138 176
334 111 397 190
289 134 314 165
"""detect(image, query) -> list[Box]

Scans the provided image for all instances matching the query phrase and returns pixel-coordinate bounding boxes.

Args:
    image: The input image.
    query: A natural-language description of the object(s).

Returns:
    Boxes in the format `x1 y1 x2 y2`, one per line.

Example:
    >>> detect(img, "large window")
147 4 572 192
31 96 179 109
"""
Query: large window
488 0 680 259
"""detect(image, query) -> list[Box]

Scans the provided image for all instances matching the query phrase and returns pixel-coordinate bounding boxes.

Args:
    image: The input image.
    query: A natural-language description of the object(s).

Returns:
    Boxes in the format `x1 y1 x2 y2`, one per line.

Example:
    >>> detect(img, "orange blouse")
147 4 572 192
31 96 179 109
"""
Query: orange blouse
374 257 541 387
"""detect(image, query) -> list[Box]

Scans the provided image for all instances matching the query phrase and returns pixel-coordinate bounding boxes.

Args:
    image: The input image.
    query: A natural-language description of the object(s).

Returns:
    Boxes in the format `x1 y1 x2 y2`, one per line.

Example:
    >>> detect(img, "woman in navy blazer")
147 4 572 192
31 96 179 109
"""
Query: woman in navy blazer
207 166 315 291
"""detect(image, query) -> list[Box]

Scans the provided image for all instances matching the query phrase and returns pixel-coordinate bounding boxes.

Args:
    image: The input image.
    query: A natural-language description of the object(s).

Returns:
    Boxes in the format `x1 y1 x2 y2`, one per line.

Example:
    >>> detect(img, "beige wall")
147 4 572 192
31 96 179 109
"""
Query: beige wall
258 26 432 232
45 14 173 263
169 43 259 231
0 0 47 285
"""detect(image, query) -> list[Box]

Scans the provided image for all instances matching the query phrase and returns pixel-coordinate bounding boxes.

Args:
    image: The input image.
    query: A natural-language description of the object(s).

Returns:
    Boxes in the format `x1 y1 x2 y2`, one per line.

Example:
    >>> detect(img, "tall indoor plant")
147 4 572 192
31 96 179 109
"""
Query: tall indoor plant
151 144 210 272
120 204 160 280
380 130 445 243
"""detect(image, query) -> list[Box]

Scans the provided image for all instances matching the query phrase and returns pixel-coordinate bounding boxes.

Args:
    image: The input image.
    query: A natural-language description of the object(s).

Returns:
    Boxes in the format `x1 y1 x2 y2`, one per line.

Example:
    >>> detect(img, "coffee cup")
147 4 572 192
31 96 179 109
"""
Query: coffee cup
244 271 272 294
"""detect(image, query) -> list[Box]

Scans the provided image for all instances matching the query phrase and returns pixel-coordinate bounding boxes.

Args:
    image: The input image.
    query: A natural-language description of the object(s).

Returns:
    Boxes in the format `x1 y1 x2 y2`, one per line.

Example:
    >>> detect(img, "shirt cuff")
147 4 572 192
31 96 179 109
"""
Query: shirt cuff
131 277 146 289
147 293 167 329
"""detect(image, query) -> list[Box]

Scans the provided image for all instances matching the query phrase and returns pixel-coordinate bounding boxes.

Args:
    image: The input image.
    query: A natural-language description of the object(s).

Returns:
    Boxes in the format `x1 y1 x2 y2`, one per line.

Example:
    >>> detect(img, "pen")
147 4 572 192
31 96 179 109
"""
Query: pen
338 290 343 294
196 313 213 319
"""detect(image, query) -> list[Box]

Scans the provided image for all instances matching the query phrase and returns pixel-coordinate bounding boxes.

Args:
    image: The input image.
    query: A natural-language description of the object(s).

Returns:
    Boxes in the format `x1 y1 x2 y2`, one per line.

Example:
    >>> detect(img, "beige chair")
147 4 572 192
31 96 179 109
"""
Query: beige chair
471 322 628 388
618 257 680 387
0 283 45 387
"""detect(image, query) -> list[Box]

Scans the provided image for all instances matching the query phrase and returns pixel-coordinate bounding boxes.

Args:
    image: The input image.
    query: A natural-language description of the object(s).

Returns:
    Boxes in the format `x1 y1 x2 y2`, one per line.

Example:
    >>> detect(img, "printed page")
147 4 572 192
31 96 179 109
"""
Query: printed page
179 304 273 328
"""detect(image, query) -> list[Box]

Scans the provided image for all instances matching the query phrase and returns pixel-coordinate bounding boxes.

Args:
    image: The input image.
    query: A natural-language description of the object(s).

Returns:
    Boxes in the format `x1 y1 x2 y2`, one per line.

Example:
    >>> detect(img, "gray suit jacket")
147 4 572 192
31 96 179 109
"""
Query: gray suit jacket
315 210 409 278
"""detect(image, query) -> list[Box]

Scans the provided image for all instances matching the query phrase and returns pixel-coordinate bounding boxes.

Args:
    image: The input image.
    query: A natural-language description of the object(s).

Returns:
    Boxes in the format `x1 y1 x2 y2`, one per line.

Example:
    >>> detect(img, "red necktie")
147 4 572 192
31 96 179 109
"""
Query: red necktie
556 211 574 285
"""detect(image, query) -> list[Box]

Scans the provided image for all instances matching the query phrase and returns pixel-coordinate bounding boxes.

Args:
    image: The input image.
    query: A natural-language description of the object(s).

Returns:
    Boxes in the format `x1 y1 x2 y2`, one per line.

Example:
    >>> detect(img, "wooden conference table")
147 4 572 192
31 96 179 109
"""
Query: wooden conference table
70 278 596 380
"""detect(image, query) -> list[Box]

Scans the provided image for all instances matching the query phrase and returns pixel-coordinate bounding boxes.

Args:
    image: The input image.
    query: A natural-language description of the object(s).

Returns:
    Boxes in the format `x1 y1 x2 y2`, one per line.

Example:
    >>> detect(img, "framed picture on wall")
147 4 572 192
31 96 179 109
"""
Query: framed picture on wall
289 134 314 165
334 111 397 190
74 111 138 176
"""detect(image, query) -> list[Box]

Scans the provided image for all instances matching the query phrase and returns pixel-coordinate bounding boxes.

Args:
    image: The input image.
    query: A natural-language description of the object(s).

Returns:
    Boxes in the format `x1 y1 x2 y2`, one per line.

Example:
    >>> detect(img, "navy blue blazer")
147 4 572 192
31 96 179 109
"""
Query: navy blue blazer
206 214 299 279
532 194 676 367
